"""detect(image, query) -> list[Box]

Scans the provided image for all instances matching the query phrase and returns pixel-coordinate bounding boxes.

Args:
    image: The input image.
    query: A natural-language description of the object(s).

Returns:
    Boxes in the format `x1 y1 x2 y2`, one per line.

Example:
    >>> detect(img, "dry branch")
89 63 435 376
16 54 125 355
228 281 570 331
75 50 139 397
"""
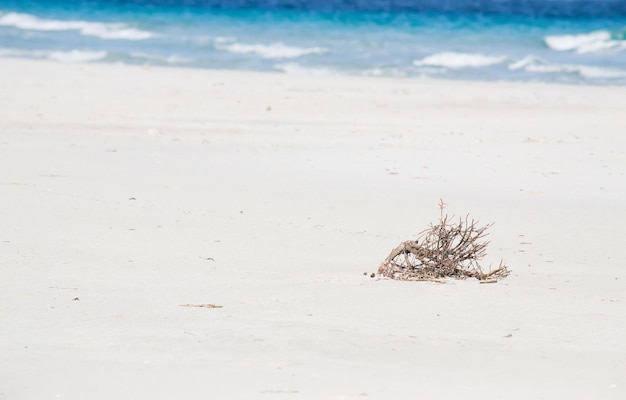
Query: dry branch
378 200 510 282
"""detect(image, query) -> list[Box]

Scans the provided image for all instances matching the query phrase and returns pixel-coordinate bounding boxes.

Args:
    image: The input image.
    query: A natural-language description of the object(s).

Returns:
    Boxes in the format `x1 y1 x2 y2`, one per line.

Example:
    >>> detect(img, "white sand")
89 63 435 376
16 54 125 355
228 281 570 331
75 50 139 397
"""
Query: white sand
1 57 625 399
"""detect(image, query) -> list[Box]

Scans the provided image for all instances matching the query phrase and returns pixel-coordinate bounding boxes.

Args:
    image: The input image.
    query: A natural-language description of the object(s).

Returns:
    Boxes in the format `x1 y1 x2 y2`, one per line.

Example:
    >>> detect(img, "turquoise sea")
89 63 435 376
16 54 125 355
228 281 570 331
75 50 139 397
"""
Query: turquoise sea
1 0 626 84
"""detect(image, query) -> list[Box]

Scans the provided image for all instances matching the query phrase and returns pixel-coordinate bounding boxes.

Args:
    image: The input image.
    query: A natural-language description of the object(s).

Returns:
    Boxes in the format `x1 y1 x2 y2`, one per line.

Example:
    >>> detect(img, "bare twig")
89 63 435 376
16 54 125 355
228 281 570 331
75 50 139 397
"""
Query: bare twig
178 304 223 308
378 201 510 282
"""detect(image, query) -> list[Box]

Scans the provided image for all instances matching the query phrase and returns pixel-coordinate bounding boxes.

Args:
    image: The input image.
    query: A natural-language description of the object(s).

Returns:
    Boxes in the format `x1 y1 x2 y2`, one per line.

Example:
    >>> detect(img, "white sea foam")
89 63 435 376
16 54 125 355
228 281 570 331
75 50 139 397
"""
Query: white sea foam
47 50 107 63
219 42 327 59
0 47 107 63
508 55 626 79
545 30 625 54
0 12 154 40
214 36 236 44
413 52 506 69
508 55 543 70
575 66 626 79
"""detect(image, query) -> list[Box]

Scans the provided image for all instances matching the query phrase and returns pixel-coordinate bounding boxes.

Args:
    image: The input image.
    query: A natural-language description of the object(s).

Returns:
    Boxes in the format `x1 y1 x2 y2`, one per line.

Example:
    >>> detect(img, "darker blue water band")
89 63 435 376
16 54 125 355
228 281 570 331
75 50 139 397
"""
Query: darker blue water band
6 0 626 18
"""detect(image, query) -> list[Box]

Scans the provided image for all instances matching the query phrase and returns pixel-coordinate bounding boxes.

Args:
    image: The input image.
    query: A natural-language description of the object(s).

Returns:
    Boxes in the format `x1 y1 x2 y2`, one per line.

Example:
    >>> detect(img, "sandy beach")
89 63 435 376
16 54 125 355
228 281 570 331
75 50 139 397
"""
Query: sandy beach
1 57 625 399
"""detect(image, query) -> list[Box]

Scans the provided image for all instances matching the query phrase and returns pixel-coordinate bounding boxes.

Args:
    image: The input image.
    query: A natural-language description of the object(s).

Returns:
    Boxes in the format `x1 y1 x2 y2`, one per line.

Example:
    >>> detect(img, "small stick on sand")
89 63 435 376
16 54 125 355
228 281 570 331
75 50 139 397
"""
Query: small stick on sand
178 304 223 308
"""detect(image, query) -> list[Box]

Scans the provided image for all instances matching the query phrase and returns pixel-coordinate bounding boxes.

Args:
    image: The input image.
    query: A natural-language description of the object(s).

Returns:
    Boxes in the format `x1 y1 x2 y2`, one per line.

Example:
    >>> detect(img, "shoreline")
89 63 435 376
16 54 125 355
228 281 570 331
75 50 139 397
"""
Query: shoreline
3 56 625 131
1 56 625 399
5 55 626 89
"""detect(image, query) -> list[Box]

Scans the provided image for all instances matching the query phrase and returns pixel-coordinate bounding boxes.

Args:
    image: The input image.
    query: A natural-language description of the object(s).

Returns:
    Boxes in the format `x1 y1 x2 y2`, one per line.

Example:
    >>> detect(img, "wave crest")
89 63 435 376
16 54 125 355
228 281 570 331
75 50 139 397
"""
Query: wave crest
545 30 626 54
0 12 154 40
413 52 506 69
218 42 327 59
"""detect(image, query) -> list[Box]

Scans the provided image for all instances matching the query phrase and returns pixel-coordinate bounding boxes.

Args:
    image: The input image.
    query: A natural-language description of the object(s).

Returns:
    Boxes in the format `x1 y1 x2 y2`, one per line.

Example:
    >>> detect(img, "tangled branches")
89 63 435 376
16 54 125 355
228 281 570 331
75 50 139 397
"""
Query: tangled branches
378 200 510 282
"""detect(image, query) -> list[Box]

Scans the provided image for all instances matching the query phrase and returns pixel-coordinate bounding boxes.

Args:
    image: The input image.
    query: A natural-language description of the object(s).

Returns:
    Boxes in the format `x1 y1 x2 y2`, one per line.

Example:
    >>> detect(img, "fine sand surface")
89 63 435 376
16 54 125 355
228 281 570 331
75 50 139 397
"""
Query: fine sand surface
1 57 625 399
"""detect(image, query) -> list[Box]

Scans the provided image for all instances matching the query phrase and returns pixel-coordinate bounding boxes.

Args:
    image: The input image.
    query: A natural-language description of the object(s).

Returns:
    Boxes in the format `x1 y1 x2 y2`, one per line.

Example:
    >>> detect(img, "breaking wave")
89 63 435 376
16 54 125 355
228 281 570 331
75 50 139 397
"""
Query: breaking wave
0 11 154 40
545 30 626 54
218 42 327 59
413 52 506 69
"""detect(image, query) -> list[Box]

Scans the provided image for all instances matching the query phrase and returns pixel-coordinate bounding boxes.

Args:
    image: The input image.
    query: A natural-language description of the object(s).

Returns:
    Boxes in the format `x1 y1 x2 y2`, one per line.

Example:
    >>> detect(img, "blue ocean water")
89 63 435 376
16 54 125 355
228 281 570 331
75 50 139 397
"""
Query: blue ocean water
1 0 626 84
